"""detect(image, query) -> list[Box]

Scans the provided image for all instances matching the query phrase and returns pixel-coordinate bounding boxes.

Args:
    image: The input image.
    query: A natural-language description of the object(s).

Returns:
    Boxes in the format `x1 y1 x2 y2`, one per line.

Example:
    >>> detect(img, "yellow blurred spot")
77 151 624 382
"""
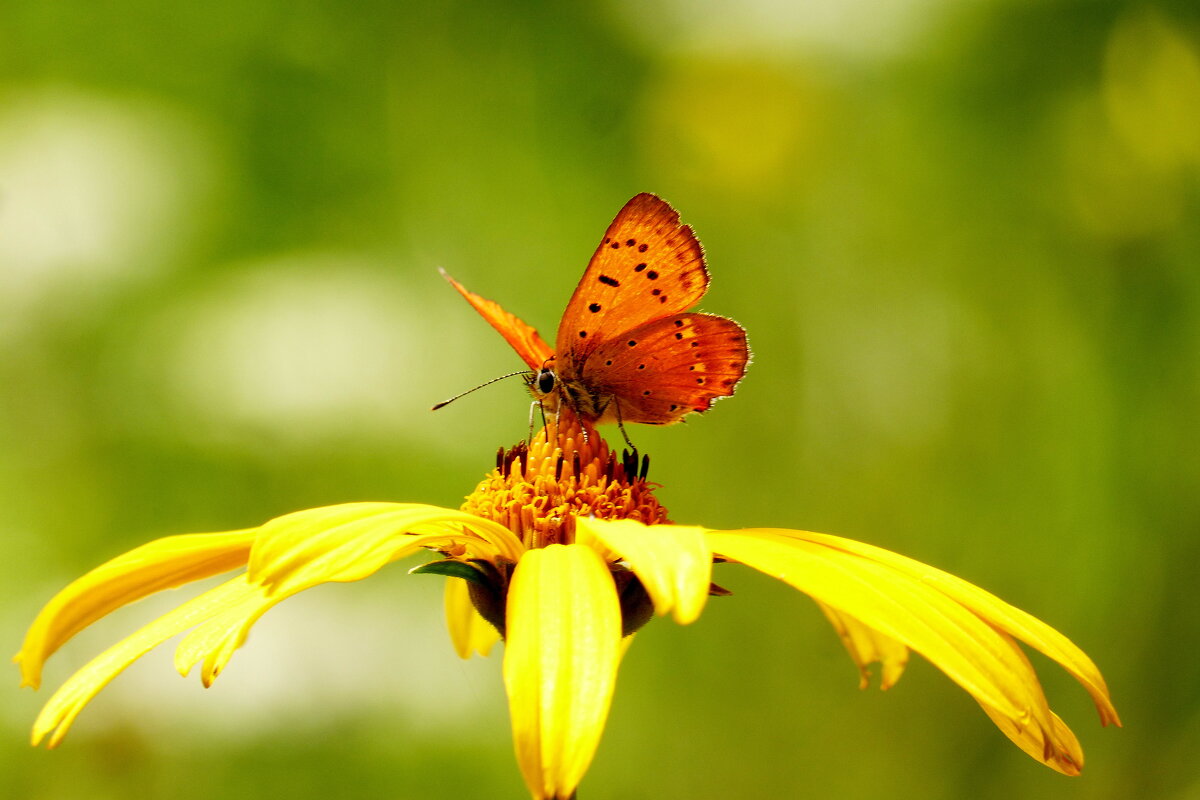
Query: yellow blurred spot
1103 10 1200 170
638 61 830 195
1054 93 1183 241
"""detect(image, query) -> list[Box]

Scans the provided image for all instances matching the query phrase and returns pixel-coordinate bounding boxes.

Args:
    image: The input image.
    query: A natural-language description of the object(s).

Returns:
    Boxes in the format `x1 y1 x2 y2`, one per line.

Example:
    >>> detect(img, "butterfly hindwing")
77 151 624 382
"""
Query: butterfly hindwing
555 194 709 374
582 313 749 425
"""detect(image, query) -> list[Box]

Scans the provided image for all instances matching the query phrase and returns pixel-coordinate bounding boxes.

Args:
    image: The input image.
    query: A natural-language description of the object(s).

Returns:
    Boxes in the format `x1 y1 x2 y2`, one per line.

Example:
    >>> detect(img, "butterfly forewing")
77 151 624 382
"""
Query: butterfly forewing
584 313 749 425
441 269 553 371
556 193 709 374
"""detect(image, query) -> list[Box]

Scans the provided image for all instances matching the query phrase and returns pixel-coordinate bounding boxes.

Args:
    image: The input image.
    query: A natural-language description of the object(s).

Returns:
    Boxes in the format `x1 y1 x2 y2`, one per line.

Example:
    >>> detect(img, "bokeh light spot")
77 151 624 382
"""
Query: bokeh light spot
1103 10 1200 171
608 0 961 61
148 256 438 448
638 61 830 195
0 88 217 332
1053 93 1184 241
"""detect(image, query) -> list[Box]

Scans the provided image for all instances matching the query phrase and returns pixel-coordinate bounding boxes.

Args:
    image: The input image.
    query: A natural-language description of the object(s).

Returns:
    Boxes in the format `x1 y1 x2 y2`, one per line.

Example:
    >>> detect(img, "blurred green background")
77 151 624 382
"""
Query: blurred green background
2 0 1197 798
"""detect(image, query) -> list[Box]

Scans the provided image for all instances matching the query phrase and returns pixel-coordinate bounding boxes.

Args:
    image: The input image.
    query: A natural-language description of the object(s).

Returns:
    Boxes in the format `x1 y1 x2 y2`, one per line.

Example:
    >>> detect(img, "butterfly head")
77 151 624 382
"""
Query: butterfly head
524 358 616 427
527 358 568 416
533 363 557 398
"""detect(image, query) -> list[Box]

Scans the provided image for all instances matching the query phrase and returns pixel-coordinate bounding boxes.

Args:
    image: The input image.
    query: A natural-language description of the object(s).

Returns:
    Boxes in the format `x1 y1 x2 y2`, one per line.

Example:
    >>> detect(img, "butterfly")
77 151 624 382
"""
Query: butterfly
440 193 749 434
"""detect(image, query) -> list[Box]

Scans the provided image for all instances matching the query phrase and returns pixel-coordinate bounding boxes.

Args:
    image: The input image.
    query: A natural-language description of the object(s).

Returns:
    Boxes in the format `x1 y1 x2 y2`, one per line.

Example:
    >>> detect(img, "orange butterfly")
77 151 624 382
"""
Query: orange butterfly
440 193 749 433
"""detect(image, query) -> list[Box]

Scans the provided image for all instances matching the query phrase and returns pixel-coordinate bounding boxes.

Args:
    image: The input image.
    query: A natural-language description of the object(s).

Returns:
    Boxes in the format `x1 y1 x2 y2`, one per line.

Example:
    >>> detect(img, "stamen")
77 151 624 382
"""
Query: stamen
460 408 670 548
620 447 649 481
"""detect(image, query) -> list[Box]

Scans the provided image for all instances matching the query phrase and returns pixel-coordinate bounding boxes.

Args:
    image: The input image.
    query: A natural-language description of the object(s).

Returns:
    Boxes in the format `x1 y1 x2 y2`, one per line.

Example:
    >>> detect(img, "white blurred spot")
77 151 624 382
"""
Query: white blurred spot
152 255 446 445
607 0 965 61
0 87 216 334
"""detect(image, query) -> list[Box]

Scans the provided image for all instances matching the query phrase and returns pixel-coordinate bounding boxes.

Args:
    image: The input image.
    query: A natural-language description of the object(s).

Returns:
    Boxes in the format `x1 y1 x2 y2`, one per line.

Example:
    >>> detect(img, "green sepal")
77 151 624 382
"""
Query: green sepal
409 559 490 587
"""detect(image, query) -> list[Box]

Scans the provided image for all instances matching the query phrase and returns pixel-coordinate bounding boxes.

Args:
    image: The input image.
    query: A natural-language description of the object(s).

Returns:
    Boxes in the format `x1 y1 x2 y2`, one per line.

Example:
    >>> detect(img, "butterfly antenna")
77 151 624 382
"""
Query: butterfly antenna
432 370 531 411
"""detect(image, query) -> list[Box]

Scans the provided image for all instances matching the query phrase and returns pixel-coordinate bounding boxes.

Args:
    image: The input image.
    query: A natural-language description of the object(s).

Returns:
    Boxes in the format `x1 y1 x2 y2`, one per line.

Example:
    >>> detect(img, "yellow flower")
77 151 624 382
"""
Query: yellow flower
16 411 1119 799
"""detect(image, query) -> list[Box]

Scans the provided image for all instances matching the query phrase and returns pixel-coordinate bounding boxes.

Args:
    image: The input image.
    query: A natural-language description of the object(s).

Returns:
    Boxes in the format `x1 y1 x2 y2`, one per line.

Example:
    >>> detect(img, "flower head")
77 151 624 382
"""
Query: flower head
16 408 1119 798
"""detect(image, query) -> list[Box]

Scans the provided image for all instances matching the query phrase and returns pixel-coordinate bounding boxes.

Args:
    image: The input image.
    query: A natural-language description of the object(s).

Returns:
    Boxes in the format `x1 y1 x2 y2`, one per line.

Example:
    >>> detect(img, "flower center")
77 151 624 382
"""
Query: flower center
460 411 671 549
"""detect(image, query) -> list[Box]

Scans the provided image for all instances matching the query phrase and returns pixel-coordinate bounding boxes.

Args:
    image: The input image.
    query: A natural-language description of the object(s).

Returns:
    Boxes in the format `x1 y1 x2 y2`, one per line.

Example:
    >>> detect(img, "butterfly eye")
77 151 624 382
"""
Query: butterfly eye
536 369 557 395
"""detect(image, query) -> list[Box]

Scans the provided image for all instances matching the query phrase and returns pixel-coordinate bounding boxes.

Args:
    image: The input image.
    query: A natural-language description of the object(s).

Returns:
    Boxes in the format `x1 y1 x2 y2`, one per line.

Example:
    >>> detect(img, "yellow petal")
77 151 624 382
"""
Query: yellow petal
173 581 278 686
22 504 525 751
444 577 499 659
816 601 909 690
981 702 1083 776
575 518 712 624
176 528 494 684
504 544 621 800
31 576 257 748
707 529 1089 773
15 528 256 689
788 529 1120 727
248 503 522 593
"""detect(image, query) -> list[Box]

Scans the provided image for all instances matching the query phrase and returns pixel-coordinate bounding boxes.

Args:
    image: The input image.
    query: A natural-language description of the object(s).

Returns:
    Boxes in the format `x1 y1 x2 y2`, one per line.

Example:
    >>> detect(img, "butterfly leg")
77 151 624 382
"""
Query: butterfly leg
527 400 544 445
556 394 592 444
612 396 637 454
